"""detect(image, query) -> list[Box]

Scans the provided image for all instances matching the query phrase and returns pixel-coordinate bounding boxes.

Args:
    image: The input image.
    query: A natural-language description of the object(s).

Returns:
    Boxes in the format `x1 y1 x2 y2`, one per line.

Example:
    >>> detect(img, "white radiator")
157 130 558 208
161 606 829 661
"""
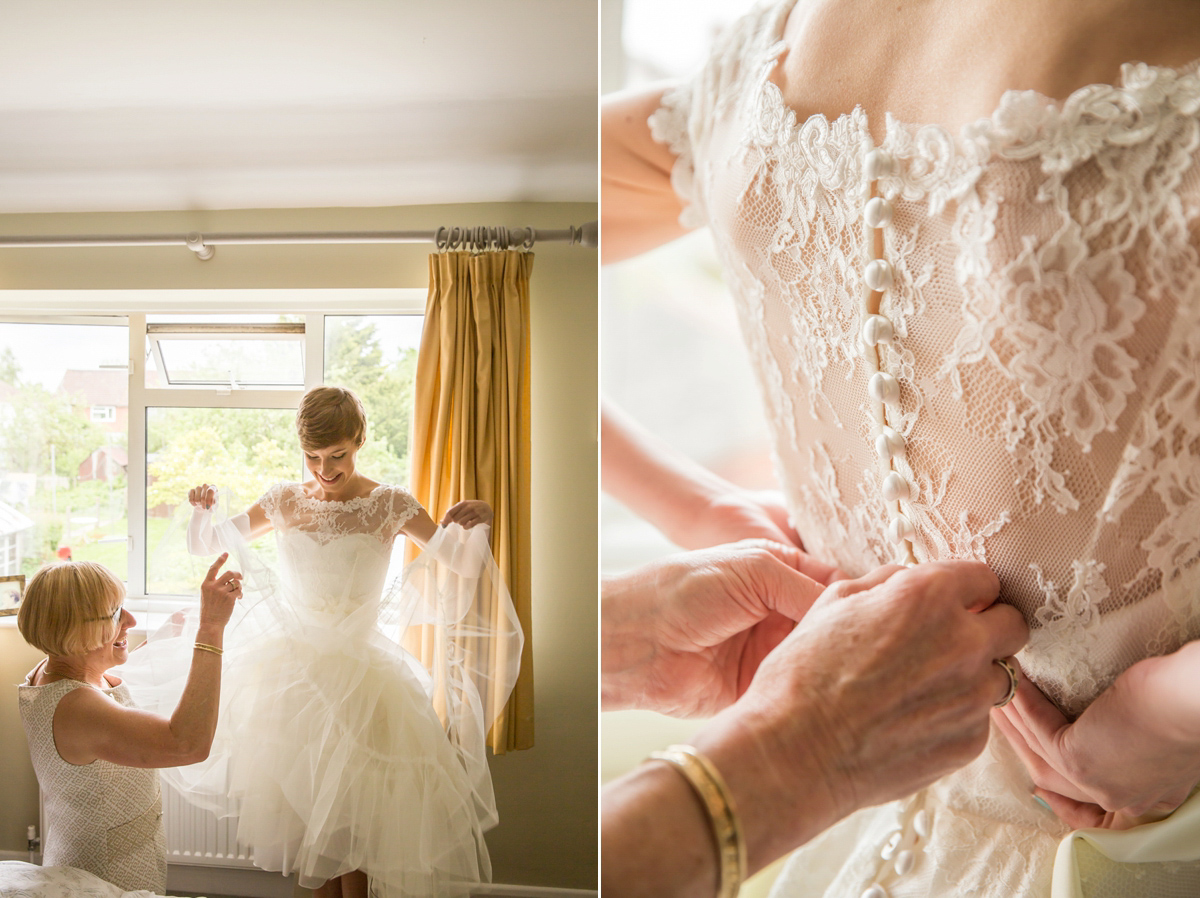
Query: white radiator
160 778 255 869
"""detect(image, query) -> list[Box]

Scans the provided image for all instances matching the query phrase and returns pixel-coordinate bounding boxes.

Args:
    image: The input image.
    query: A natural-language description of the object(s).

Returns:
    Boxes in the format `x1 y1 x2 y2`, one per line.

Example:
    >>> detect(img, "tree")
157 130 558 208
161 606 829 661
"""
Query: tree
324 318 418 481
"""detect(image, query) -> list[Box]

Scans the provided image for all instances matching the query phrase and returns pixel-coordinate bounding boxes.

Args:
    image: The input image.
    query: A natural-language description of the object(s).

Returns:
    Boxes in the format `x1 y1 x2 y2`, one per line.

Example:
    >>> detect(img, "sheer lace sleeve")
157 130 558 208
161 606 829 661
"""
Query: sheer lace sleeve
255 482 286 525
647 0 794 229
384 485 422 537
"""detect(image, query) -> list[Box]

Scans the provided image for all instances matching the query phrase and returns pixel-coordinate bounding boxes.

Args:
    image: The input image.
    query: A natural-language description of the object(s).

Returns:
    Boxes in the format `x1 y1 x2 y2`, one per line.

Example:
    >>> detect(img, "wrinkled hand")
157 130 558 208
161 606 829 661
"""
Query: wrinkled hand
994 655 1200 830
188 483 217 510
198 553 243 629
692 561 1028 870
441 500 492 530
602 540 843 717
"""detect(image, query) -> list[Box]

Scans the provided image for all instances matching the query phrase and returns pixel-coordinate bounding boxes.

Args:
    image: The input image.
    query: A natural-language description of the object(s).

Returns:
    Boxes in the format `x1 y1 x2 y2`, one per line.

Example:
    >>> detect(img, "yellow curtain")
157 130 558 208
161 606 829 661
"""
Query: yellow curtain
406 249 534 752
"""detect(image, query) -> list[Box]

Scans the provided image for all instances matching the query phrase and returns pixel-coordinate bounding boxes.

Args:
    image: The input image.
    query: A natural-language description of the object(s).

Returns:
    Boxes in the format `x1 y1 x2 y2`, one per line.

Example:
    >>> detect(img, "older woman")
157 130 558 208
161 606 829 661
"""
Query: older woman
17 556 242 893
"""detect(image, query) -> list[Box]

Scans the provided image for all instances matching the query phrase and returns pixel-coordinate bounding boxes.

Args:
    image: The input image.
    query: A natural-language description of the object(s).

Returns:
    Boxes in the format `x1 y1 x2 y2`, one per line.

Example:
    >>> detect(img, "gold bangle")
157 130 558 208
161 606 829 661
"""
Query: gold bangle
193 642 224 656
648 744 745 898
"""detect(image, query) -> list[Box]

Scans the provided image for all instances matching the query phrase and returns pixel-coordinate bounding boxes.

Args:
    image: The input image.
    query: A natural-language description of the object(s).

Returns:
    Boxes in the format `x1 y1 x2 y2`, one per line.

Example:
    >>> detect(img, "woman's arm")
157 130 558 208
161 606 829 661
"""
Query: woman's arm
602 85 692 265
603 400 805 551
53 555 242 768
400 501 494 549
995 641 1200 828
186 482 272 555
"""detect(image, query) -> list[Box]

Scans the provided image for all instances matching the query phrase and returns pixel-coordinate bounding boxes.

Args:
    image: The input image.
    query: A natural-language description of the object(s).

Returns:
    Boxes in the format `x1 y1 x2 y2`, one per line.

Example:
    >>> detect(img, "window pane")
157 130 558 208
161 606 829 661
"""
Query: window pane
145 315 305 388
0 322 129 579
323 316 423 488
145 407 300 594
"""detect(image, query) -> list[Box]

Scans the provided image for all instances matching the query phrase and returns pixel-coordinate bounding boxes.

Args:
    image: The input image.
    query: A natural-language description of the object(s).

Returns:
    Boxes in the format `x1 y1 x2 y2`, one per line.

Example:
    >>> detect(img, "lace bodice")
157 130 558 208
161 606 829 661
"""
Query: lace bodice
652 0 1200 716
257 482 422 615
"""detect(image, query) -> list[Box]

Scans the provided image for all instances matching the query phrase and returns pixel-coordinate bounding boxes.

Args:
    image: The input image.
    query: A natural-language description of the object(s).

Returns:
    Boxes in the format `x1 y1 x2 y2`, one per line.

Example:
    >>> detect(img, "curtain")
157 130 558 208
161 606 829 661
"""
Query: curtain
406 249 534 752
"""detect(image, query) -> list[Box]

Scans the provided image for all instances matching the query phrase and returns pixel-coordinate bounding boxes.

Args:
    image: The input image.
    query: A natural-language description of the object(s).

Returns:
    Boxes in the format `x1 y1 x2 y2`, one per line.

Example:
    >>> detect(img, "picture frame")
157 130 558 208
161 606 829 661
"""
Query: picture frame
0 574 26 616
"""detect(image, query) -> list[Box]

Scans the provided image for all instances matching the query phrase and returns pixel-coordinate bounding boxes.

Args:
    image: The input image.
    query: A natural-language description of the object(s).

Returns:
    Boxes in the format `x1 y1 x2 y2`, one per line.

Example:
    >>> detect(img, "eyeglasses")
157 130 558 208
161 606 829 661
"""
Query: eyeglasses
89 605 124 627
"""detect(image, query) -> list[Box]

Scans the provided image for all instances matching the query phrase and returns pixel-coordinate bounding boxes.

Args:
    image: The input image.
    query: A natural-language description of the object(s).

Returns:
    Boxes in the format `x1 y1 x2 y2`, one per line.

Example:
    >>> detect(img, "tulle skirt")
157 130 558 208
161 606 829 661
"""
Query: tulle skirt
117 520 522 898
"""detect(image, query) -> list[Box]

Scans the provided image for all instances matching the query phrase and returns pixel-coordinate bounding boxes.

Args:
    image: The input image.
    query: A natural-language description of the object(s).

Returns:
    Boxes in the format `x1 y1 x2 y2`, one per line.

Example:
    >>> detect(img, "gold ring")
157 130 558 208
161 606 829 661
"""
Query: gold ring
993 658 1019 708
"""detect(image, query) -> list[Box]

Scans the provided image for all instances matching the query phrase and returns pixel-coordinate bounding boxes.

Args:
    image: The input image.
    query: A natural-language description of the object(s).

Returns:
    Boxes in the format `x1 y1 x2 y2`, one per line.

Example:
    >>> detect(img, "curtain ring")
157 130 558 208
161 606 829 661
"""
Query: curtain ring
521 227 535 252
434 226 450 252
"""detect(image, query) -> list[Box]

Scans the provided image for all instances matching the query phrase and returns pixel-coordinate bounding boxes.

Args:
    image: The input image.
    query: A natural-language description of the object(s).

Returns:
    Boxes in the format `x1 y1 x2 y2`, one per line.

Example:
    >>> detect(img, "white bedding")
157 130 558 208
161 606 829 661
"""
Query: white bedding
0 862 170 898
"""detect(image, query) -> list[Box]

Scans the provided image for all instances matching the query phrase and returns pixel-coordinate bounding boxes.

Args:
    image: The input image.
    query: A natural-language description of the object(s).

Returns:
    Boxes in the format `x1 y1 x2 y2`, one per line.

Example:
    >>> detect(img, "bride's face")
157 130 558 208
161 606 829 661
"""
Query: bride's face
304 438 361 491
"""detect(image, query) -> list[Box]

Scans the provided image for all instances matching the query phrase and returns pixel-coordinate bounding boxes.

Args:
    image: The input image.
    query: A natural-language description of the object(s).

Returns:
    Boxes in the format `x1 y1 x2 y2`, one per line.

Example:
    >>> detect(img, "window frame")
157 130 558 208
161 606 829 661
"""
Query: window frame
1 289 426 618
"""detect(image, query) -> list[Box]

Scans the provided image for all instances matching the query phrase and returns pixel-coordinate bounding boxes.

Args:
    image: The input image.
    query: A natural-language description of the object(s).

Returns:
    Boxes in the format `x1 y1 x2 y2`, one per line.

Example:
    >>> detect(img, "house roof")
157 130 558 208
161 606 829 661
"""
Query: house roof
0 501 33 537
57 369 127 408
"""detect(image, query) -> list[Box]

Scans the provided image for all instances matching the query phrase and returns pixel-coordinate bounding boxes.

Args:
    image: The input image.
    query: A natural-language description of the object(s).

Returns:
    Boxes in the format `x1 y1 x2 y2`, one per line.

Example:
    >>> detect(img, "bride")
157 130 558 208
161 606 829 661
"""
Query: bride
604 0 1200 895
121 385 521 898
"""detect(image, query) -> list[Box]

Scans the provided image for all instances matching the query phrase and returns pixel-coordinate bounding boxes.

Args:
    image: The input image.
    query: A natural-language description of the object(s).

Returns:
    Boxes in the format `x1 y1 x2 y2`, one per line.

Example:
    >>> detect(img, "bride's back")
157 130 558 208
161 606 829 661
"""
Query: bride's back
771 0 1200 139
651 0 1200 717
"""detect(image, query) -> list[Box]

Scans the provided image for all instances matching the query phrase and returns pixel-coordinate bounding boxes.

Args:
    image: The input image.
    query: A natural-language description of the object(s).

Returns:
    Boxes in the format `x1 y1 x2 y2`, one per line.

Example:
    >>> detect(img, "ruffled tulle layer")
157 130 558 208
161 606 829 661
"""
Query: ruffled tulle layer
117 511 522 898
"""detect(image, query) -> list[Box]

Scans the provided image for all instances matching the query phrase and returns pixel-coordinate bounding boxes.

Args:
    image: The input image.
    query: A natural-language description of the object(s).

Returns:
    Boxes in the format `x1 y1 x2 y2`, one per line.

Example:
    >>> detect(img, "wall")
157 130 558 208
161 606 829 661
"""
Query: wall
0 201 598 889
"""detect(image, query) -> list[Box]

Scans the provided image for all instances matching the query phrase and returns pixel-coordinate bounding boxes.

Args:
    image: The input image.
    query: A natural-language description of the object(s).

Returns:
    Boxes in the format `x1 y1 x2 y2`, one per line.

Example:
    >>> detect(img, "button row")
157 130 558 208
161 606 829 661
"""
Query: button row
863 145 912 565
859 808 931 897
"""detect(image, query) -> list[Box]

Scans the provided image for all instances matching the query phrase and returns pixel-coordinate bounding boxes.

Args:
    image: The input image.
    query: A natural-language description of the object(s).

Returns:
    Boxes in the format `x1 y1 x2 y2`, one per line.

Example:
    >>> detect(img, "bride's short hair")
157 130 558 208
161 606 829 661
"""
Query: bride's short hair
18 562 125 657
296 385 367 450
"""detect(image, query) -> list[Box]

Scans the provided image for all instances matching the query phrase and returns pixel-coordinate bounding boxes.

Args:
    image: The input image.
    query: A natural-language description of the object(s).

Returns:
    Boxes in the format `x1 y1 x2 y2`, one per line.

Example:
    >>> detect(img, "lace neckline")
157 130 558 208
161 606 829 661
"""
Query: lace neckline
757 0 1200 163
290 481 386 509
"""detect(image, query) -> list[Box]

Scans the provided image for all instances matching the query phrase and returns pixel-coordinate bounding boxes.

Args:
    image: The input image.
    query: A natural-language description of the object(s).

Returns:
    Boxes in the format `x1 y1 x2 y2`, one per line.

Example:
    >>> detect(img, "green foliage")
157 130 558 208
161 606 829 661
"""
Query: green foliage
0 382 108 480
146 413 298 512
324 318 418 484
0 347 19 385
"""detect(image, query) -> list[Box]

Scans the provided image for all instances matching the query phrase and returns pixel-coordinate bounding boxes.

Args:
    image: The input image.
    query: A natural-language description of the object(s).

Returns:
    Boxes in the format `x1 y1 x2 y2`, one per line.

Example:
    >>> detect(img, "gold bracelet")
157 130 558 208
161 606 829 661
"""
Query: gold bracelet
193 642 224 656
648 744 745 898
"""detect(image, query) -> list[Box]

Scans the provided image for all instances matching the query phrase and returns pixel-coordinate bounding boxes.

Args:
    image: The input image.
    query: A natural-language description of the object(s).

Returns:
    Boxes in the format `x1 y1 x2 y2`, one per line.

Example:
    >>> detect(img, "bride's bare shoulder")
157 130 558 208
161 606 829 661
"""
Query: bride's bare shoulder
774 0 1200 134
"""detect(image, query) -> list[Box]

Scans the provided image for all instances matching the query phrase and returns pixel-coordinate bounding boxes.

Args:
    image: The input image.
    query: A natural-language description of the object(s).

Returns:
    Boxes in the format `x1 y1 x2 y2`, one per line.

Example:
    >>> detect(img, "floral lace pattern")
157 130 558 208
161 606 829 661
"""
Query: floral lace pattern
257 482 422 547
652 0 1200 895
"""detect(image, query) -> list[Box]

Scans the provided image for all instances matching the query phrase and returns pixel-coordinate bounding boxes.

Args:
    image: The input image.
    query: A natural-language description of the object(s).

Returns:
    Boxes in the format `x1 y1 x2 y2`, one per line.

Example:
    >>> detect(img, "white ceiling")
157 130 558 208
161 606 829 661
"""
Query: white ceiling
0 1 598 213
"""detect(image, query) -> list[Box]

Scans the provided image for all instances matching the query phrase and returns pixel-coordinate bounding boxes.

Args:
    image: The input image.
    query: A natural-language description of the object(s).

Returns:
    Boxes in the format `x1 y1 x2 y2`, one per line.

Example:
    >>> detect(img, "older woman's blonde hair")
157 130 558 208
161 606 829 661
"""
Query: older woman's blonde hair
18 561 125 657
295 385 368 451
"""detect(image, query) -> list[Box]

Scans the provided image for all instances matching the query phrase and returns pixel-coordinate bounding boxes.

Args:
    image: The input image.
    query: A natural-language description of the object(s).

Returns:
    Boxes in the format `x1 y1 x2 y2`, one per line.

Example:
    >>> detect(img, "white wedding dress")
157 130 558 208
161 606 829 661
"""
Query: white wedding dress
650 0 1200 895
117 482 523 898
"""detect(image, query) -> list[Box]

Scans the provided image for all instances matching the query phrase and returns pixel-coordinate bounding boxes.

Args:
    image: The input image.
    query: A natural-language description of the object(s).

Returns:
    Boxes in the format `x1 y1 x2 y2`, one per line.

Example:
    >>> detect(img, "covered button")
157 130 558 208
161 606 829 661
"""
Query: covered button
882 472 911 502
864 148 896 181
868 372 901 406
864 196 894 228
875 426 906 461
914 809 930 838
861 885 888 898
861 314 894 346
888 514 915 544
864 259 894 292
881 831 902 860
895 849 916 876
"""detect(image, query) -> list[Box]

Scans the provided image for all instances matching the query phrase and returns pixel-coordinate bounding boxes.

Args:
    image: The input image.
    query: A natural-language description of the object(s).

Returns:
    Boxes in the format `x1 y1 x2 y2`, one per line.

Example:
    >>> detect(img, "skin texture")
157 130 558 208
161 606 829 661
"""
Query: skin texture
602 561 1029 897
602 400 809 552
36 554 242 769
994 648 1200 829
602 541 840 717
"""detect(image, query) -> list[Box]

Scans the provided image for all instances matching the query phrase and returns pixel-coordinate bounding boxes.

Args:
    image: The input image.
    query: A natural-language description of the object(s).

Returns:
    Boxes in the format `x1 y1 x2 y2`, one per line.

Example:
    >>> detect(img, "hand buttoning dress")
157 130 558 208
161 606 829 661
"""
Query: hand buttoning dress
118 482 523 898
650 0 1200 894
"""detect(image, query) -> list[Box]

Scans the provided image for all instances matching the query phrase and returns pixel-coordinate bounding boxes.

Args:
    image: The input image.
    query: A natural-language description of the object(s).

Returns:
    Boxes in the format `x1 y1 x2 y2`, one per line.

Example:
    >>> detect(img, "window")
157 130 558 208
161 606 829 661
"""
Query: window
0 290 425 622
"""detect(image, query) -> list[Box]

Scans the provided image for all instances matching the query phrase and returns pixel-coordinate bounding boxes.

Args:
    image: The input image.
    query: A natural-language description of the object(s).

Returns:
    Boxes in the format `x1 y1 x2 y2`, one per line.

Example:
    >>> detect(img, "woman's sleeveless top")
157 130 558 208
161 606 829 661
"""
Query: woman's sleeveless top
19 668 167 893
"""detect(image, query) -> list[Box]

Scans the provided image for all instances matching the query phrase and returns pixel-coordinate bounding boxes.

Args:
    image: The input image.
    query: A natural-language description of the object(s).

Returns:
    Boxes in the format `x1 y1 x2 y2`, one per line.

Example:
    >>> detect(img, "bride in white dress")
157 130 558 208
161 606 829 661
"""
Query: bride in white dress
604 0 1200 895
119 386 522 898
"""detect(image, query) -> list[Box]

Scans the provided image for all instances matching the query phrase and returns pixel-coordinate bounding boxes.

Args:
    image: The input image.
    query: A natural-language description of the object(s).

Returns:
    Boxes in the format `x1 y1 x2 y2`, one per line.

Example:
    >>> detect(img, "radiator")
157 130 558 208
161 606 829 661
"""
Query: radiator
160 778 255 869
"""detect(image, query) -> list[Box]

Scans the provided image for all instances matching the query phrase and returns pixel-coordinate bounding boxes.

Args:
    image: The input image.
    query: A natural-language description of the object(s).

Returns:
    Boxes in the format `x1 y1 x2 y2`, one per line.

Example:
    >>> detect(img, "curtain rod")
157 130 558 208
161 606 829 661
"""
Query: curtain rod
0 222 598 260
